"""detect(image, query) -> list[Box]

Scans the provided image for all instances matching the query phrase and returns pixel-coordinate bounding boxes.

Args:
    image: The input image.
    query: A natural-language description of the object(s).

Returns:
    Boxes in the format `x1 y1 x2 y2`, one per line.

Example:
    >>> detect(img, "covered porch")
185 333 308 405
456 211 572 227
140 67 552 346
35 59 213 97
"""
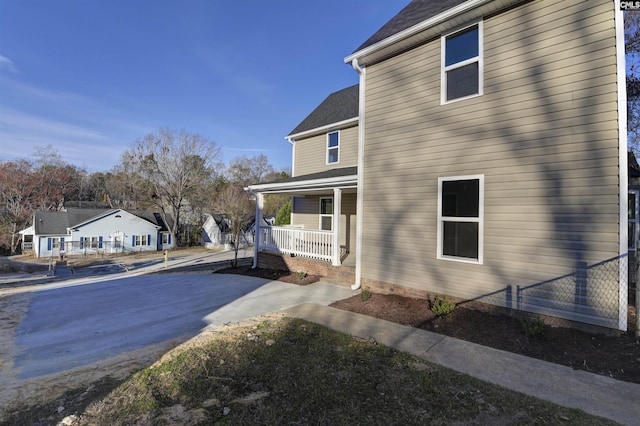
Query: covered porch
247 167 358 268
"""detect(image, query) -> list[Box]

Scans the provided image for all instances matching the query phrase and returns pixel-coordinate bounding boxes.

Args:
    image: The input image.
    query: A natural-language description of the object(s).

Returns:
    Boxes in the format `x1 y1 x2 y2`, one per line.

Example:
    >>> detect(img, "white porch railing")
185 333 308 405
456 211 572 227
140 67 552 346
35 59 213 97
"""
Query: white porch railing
260 226 333 262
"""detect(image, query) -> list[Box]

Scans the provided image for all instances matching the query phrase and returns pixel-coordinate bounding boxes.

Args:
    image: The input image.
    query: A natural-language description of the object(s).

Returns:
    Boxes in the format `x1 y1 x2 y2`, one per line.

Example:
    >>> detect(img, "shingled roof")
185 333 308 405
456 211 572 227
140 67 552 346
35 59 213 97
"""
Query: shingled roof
353 0 469 54
32 208 171 235
288 84 359 137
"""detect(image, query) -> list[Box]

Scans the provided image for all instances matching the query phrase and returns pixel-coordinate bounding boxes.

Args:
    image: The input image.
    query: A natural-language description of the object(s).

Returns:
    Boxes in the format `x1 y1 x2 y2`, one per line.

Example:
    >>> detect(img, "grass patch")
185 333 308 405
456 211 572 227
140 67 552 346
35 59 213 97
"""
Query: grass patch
16 317 613 425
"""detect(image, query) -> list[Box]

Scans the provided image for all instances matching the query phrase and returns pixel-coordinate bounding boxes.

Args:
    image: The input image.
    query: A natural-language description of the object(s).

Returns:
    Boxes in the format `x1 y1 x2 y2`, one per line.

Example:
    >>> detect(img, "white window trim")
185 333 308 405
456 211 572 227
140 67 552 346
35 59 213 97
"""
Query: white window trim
319 197 333 231
135 234 148 246
88 236 99 249
441 21 483 105
326 131 340 165
437 174 484 264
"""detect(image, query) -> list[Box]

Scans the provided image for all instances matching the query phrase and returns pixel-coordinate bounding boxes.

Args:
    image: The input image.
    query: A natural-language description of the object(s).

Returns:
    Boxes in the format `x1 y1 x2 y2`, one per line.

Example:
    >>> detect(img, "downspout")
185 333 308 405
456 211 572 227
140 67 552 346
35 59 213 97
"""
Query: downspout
287 137 296 177
352 58 365 291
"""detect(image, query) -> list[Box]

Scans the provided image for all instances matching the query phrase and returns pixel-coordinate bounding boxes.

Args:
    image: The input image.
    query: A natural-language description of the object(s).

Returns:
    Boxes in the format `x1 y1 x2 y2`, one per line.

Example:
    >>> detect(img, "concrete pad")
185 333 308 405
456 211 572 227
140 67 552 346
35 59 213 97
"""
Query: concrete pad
203 281 356 328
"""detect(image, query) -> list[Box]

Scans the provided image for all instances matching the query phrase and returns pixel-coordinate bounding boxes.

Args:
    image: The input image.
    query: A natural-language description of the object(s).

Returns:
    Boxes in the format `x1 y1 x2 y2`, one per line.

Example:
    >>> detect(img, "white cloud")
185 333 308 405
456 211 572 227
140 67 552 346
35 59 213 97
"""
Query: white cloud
0 75 88 103
0 108 124 171
0 54 18 73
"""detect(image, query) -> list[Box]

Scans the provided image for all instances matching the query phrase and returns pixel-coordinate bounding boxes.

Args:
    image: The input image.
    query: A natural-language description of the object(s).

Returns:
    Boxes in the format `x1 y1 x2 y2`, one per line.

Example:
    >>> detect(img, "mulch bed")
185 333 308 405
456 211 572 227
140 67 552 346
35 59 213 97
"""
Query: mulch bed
215 265 321 285
331 293 640 385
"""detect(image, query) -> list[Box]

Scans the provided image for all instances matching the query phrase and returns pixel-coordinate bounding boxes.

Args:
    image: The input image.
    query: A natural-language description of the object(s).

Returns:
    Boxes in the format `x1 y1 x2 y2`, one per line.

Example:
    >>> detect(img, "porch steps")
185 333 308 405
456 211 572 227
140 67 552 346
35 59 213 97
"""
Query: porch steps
322 265 356 288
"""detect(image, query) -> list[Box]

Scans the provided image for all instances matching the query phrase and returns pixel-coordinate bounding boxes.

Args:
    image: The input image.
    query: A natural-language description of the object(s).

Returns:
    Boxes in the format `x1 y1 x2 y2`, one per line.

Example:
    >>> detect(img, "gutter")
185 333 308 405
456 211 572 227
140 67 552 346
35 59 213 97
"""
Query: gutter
247 174 358 193
286 117 359 141
344 0 494 65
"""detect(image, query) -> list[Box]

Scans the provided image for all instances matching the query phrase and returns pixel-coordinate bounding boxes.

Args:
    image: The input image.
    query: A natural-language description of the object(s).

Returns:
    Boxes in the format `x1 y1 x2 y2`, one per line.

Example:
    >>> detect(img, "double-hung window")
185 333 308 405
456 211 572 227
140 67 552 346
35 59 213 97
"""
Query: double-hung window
327 131 339 164
320 197 333 231
135 235 148 246
442 22 482 103
89 236 99 248
437 175 484 263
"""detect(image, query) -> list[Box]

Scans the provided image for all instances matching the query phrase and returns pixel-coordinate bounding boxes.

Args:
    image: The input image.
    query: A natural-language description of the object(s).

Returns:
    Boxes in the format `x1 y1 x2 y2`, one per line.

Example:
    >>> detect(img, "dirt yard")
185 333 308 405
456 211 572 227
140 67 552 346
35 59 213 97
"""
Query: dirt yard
0 258 638 424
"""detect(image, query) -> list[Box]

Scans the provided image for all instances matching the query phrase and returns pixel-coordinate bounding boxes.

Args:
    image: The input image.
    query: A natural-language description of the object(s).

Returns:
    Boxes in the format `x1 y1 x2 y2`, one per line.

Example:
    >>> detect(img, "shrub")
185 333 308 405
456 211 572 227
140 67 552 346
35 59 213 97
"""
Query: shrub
431 297 456 317
275 200 291 225
360 287 371 302
296 270 307 281
520 318 548 338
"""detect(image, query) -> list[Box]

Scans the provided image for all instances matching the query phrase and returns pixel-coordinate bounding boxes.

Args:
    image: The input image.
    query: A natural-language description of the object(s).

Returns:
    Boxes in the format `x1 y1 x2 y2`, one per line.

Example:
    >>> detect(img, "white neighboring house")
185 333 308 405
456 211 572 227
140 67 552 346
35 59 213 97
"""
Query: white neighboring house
201 214 231 249
201 214 274 249
19 208 174 258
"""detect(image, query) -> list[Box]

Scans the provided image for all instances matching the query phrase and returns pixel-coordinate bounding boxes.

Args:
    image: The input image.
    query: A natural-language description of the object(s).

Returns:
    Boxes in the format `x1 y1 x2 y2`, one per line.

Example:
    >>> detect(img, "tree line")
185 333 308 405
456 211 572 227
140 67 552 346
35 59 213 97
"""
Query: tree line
0 127 290 254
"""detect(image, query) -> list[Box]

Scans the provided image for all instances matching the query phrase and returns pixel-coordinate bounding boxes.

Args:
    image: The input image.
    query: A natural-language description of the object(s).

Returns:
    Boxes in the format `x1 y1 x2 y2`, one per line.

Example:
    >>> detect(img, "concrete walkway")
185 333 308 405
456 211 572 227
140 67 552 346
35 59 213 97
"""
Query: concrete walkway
283 303 640 426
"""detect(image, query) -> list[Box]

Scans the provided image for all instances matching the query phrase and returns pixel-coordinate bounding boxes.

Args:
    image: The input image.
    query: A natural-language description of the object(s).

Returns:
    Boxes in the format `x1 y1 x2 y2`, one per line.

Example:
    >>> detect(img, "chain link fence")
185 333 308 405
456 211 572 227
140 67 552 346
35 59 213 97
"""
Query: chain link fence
516 255 626 330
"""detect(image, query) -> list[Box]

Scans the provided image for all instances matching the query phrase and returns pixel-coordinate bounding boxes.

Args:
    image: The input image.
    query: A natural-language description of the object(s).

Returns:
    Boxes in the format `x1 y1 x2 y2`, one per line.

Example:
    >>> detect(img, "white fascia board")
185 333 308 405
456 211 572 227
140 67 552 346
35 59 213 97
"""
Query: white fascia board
344 0 494 64
286 117 359 141
247 174 358 194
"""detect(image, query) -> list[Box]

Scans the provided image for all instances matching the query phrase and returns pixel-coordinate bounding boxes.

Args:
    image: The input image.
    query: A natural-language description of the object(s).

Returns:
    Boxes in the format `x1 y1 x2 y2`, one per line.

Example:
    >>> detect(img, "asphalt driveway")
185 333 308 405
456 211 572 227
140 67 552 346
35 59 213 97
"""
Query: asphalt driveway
4 261 354 380
12 273 268 379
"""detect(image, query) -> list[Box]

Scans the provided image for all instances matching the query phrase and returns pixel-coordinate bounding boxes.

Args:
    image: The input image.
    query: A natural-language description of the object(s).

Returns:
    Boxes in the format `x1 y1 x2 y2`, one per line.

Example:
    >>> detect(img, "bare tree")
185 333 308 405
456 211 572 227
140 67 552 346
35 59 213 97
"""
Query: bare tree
0 160 36 252
123 128 222 245
627 11 640 152
214 184 254 267
226 154 275 187
261 170 290 216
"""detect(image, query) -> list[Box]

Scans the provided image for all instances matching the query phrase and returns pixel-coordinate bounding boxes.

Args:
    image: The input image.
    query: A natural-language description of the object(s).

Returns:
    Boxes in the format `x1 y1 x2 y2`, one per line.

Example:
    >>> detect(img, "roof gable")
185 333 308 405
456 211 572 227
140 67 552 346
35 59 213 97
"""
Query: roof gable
348 0 525 66
33 211 70 235
288 85 359 137
353 0 468 53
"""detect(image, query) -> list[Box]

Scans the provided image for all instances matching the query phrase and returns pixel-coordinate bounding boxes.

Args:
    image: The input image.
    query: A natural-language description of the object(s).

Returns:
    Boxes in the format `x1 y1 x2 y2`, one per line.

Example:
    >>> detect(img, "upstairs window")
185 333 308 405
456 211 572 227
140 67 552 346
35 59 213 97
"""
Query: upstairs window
437 175 484 263
327 131 339 164
442 22 482 103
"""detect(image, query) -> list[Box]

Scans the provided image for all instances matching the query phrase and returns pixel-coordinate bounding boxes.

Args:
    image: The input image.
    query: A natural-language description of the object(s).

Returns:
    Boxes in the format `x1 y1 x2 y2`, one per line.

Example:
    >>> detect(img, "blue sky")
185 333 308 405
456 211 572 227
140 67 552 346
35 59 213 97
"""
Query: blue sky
0 1 407 173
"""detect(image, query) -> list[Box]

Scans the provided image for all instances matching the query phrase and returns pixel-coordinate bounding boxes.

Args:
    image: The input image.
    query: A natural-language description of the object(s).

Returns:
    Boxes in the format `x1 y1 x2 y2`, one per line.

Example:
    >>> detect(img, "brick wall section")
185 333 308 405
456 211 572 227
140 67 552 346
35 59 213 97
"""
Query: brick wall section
258 251 355 287
258 251 333 276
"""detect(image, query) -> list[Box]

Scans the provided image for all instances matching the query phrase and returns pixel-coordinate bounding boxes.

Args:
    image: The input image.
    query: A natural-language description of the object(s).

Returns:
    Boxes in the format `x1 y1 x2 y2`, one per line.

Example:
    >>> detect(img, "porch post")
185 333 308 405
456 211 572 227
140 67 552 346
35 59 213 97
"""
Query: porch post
333 188 342 266
253 192 264 269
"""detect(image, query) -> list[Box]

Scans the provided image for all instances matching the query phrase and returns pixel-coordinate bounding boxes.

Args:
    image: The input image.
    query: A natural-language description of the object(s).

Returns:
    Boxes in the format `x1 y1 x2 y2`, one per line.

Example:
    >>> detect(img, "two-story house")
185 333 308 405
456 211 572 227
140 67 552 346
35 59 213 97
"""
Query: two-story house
249 0 628 332
249 85 360 267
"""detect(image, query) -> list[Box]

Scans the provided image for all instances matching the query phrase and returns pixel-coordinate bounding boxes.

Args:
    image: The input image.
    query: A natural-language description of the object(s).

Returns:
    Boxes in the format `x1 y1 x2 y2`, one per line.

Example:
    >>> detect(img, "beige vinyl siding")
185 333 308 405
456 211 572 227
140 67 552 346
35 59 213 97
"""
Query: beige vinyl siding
360 0 621 328
291 194 357 253
293 125 358 176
